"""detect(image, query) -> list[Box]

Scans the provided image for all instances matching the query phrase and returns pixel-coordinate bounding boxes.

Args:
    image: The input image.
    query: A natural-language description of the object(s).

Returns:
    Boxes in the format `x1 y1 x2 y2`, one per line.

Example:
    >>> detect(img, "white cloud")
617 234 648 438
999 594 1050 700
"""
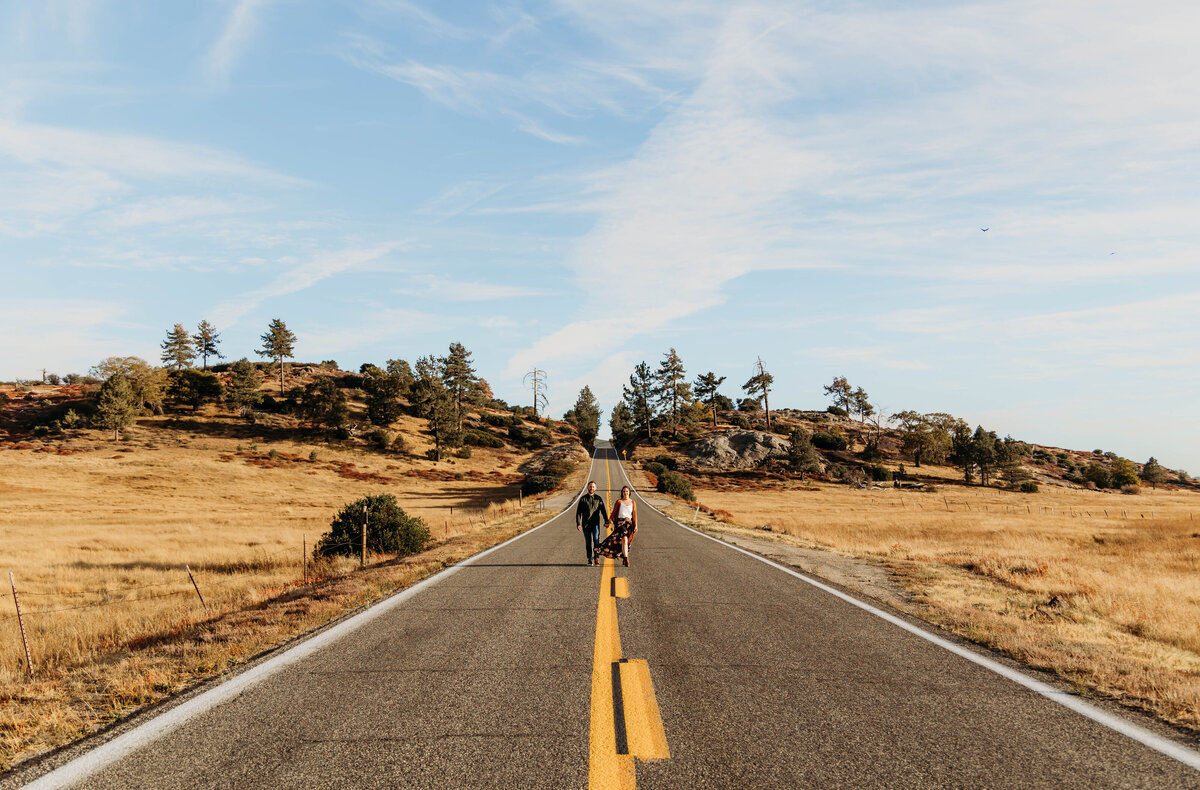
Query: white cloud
0 298 130 379
211 243 405 328
399 275 546 302
103 196 263 228
202 0 270 90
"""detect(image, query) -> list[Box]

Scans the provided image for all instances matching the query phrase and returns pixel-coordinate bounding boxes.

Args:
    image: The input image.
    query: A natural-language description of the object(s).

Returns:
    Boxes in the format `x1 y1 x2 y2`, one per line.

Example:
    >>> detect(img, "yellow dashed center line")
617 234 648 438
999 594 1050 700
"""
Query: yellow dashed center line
588 451 669 789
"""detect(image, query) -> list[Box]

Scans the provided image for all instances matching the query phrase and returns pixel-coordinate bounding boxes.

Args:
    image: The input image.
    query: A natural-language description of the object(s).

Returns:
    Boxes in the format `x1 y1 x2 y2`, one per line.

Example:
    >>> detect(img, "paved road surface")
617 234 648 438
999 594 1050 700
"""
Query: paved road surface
16 443 1200 788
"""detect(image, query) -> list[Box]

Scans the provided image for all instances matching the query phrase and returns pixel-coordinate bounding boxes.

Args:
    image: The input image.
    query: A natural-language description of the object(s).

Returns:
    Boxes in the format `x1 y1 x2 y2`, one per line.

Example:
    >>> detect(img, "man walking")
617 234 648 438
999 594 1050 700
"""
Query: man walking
576 481 609 566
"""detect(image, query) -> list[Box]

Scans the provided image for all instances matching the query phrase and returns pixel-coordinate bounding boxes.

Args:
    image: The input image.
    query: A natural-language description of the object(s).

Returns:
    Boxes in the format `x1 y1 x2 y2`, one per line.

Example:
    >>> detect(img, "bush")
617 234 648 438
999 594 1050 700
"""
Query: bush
542 459 576 479
364 427 392 451
827 405 848 418
463 429 505 448
1018 481 1039 493
509 425 551 448
859 443 883 462
521 475 560 496
60 409 84 429
309 450 319 462
812 431 848 451
1121 484 1140 495
737 398 760 412
731 414 751 429
482 413 510 427
313 494 430 559
454 447 473 459
644 461 667 478
866 464 892 482
652 454 677 470
656 471 694 501
1082 462 1112 489
391 434 410 455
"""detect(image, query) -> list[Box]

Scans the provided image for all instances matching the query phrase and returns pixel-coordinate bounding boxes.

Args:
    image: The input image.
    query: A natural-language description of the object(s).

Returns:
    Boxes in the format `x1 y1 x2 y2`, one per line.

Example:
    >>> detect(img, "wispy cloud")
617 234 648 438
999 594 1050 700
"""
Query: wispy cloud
202 0 270 90
398 274 546 302
211 243 405 328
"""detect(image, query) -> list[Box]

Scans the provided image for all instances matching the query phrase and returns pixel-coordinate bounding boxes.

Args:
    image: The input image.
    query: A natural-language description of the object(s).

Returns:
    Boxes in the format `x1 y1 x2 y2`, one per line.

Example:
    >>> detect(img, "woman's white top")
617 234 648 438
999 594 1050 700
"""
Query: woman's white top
617 501 633 519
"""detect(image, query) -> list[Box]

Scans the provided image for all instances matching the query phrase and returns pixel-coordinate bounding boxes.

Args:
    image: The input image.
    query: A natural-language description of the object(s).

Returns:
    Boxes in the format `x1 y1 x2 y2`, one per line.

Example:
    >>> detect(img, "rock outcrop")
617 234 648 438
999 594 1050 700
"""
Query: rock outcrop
683 430 792 470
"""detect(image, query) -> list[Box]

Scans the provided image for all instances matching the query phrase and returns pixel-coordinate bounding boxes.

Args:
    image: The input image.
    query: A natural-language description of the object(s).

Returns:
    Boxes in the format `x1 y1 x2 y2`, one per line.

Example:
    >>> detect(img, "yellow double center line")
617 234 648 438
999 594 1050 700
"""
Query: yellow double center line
589 451 669 789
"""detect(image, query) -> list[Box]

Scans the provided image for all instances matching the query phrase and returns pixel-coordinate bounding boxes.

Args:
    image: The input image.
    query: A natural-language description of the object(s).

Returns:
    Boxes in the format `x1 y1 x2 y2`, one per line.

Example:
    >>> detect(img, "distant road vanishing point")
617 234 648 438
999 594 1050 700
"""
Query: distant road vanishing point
11 443 1200 789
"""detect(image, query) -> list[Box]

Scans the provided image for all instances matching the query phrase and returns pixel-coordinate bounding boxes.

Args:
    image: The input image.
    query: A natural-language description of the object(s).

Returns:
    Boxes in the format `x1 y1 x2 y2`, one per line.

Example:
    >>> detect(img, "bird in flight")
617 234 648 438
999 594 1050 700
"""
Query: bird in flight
980 227 989 232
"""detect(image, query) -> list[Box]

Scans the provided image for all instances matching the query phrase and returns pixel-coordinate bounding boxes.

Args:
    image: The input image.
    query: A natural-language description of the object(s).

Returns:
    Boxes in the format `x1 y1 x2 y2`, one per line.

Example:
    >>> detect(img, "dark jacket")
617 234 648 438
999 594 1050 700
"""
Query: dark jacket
576 493 609 528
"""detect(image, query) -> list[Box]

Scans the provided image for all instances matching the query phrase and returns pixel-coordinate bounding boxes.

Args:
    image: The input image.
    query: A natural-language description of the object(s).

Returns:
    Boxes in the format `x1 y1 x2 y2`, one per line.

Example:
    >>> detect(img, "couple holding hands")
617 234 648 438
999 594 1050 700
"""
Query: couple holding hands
575 482 637 567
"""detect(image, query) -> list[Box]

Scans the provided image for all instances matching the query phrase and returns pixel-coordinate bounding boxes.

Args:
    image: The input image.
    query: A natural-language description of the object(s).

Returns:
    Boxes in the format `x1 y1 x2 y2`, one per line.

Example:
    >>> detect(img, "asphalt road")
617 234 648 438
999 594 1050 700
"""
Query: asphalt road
17 443 1200 789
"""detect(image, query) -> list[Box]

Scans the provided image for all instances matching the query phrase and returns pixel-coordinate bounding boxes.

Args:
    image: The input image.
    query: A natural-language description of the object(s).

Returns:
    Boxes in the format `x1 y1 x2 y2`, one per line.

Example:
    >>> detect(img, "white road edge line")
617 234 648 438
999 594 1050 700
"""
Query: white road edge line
21 464 598 790
632 485 1200 773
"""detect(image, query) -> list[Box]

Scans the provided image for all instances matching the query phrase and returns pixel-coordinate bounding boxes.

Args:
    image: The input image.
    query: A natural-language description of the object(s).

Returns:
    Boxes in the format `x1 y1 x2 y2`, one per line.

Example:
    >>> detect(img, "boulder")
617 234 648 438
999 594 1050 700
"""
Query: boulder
683 430 792 470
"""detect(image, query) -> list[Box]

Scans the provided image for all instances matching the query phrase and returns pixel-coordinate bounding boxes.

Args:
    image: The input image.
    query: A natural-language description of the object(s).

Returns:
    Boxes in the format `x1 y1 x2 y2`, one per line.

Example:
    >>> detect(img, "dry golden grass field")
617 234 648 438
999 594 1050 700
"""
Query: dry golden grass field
653 475 1200 734
0 412 586 769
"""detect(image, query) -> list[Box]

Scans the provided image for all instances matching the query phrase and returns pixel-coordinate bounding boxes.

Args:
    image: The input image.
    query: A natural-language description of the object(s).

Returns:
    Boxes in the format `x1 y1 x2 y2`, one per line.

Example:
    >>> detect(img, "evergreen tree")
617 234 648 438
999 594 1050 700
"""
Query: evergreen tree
440 342 482 431
787 428 822 479
295 377 348 431
225 358 263 413
823 376 853 415
362 364 404 426
623 362 656 441
168 369 223 411
693 371 727 428
160 324 195 370
609 402 634 448
742 357 774 430
568 386 602 448
94 373 138 439
192 320 224 370
411 355 456 460
970 426 998 486
851 387 874 424
385 358 415 397
654 348 692 438
949 420 975 483
1142 457 1165 489
257 318 297 393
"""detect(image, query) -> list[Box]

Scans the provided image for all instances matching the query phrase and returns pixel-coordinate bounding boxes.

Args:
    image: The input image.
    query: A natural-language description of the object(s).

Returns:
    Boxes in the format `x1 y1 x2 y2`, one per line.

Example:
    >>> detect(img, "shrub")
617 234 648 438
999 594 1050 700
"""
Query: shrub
828 463 845 479
391 434 410 455
812 431 848 451
454 447 473 459
60 409 84 429
309 450 319 462
521 475 560 496
482 413 510 427
656 471 694 501
463 429 505 448
826 405 848 418
652 454 677 470
509 425 551 448
313 494 430 559
859 443 883 463
644 461 667 478
364 428 392 451
541 459 576 479
268 449 279 460
731 414 751 429
1018 481 1039 493
867 464 892 482
1121 484 1140 495
1082 462 1112 489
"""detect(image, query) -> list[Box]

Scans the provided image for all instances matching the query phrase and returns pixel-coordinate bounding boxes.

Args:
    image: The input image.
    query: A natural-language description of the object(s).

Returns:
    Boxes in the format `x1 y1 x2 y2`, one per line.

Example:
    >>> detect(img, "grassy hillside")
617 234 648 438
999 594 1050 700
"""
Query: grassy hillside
0 369 588 769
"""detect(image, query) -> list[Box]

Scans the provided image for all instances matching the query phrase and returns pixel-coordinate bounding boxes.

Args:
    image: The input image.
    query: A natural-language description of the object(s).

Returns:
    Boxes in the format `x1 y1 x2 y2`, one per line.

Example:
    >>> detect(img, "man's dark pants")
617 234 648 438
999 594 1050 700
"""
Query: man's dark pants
583 523 601 562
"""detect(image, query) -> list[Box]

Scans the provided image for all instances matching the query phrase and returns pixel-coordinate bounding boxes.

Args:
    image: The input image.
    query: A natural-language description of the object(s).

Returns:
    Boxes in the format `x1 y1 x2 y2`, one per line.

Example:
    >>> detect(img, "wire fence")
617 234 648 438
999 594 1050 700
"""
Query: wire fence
2 493 547 677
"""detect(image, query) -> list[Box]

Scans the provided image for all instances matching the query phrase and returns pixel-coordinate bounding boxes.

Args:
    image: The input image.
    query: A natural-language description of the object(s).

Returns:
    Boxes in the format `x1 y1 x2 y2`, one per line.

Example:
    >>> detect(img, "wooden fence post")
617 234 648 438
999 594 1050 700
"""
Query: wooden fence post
302 534 307 585
9 573 33 677
361 504 368 569
185 565 208 613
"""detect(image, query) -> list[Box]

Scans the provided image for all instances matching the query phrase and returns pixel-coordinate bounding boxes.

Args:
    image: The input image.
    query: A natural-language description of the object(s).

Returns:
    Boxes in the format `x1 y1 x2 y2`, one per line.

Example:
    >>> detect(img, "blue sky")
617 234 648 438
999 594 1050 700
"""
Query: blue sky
2 1 1198 472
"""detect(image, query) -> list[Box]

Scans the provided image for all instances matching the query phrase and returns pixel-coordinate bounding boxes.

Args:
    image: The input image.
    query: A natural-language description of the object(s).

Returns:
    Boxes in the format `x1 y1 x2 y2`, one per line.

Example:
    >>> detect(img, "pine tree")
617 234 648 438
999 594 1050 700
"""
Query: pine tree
192 320 224 370
160 324 195 370
385 358 415 396
655 348 692 438
693 372 726 428
94 373 138 439
623 362 656 441
257 318 297 394
296 377 348 431
742 357 774 430
411 356 455 460
787 428 822 479
568 386 602 447
168 369 223 412
440 342 481 431
1142 457 1165 489
823 376 853 415
225 358 263 414
362 364 404 426
609 402 634 448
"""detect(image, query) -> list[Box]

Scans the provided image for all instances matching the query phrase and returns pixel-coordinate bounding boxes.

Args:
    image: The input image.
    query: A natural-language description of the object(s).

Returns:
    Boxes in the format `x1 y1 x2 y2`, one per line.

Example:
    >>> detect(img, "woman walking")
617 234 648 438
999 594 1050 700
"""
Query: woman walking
598 485 638 567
